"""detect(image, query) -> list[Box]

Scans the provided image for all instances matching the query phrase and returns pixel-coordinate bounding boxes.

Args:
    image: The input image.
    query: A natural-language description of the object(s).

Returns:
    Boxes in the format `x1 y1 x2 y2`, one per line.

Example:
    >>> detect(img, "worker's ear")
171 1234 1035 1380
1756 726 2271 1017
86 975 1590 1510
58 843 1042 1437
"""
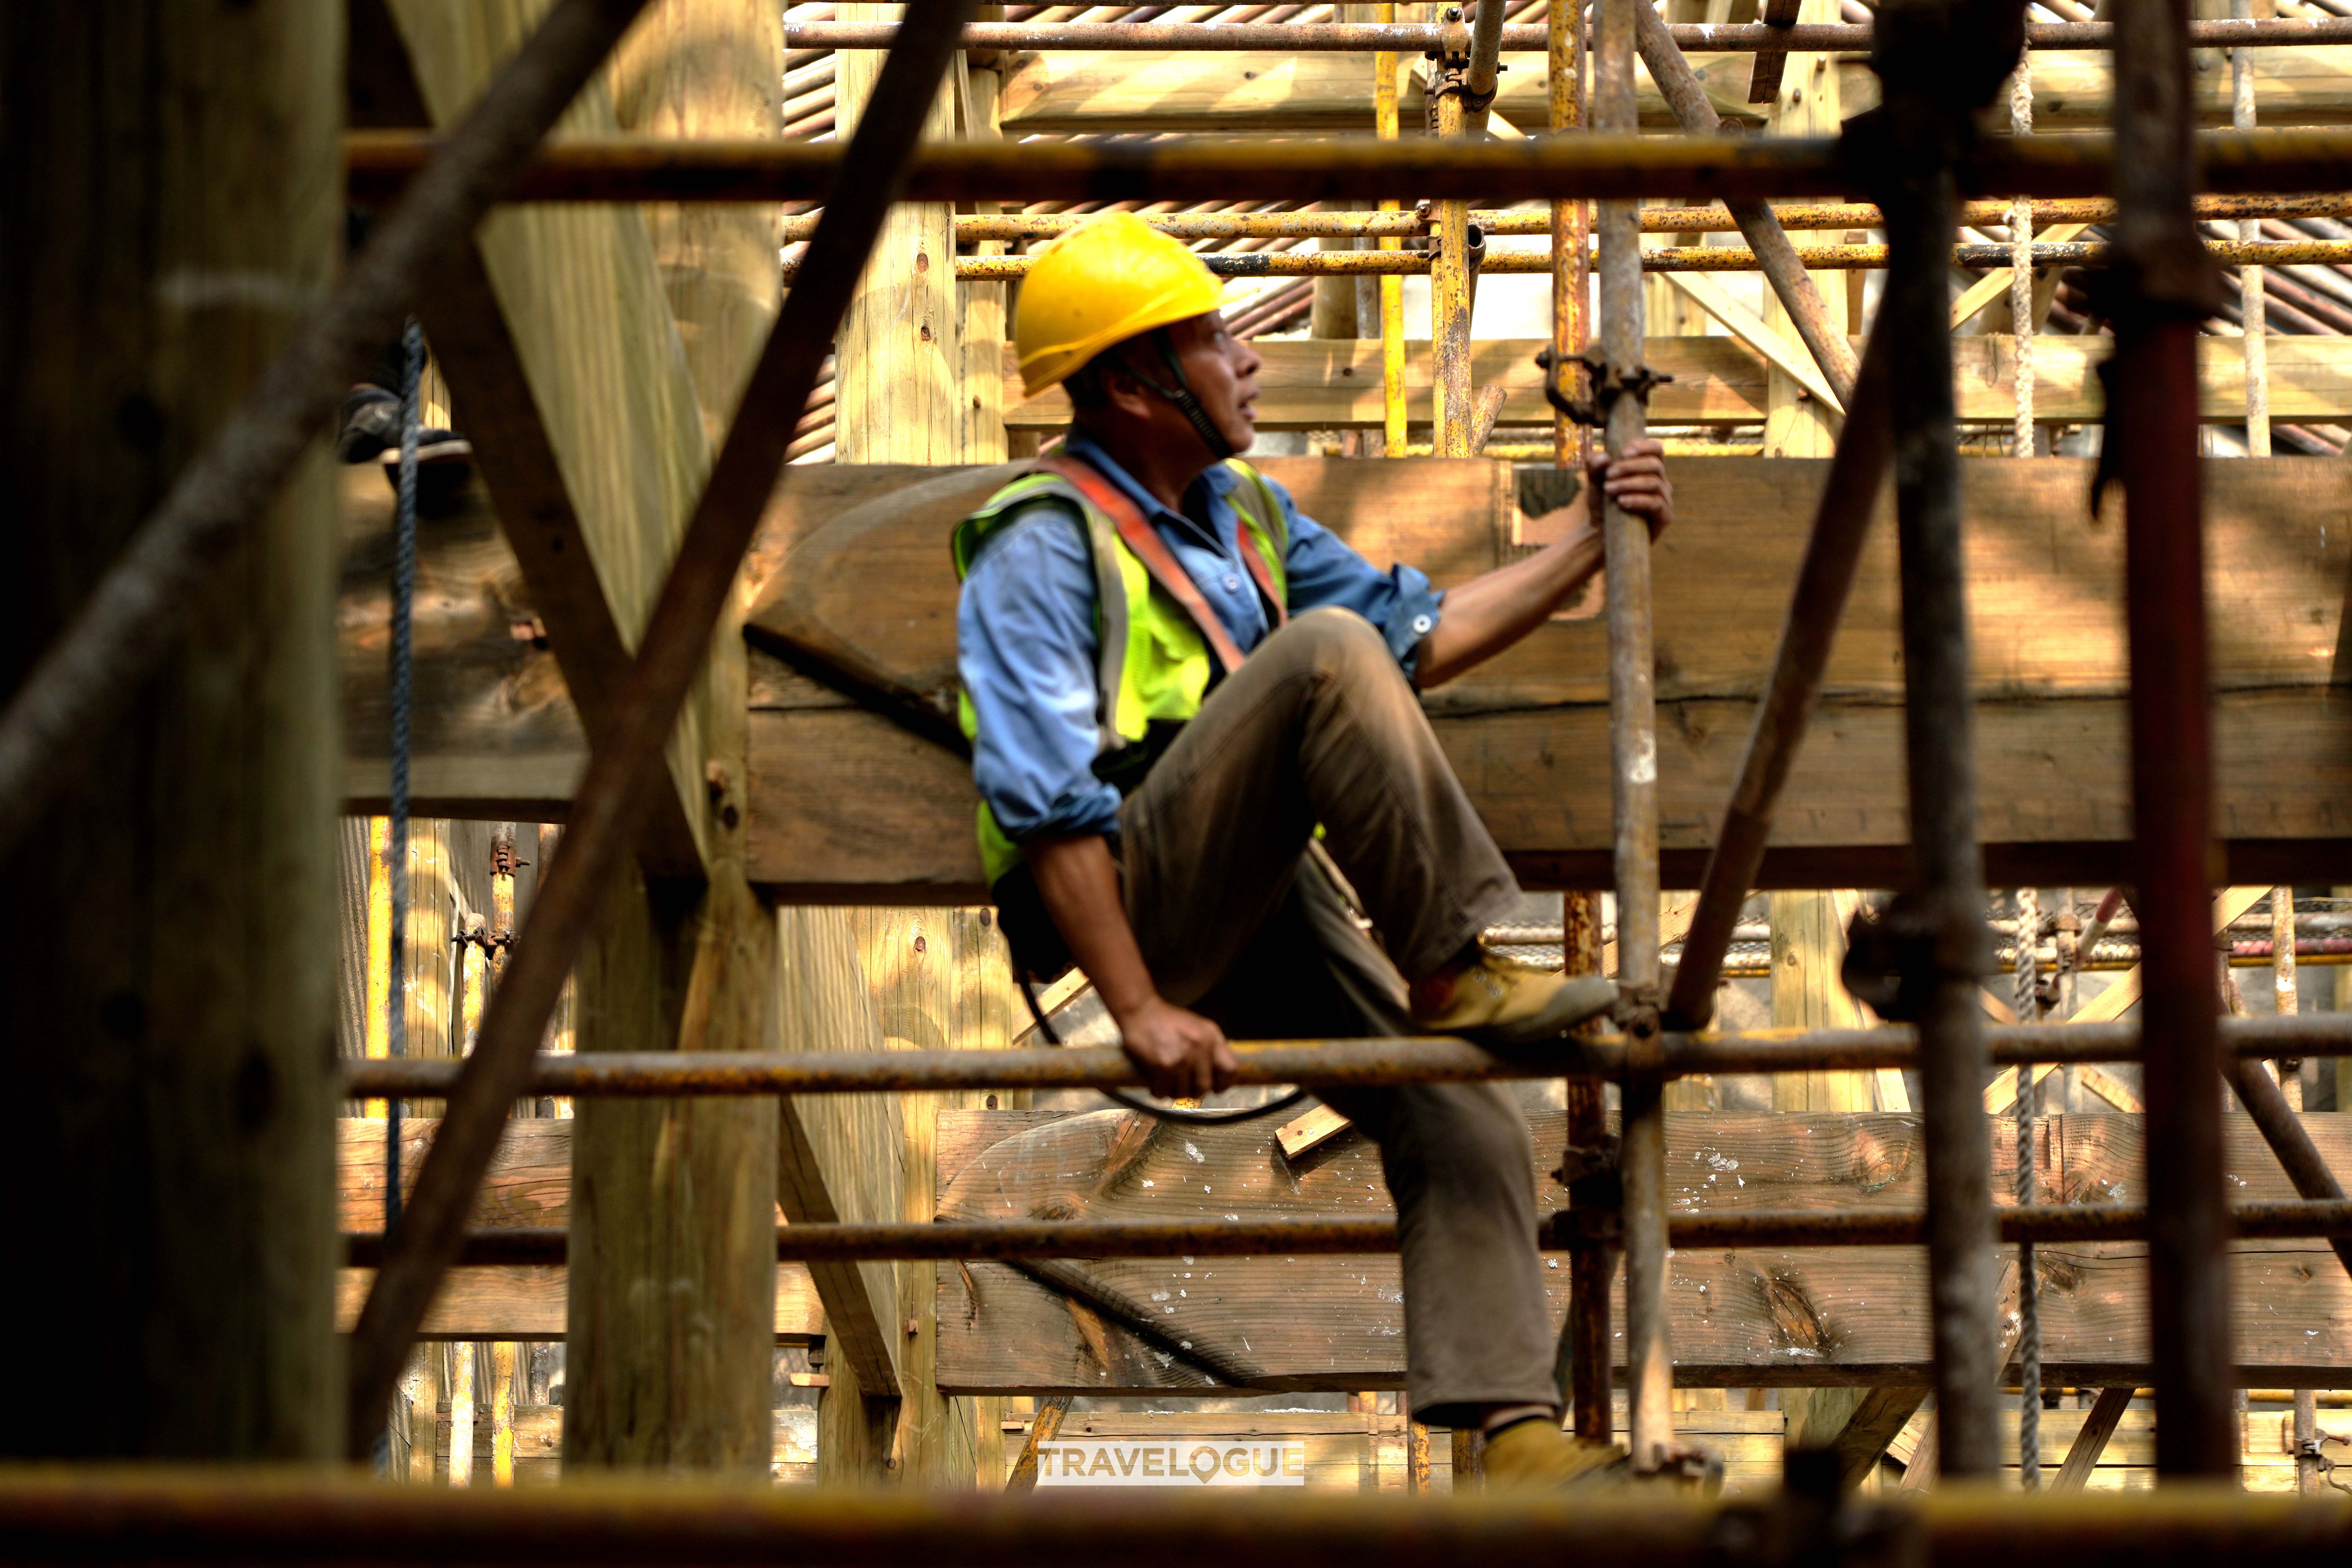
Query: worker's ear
1096 353 1159 423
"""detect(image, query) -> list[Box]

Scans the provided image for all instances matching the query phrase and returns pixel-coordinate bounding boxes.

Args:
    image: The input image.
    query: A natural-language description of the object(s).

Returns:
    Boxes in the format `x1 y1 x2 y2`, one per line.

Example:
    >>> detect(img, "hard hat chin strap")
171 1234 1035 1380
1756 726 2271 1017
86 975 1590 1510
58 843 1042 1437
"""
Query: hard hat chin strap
1124 329 1235 462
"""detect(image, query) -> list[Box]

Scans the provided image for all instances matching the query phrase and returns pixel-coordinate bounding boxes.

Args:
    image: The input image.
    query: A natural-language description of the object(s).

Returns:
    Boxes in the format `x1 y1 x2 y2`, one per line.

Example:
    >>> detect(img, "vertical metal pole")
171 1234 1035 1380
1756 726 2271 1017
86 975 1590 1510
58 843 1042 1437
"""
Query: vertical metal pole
1431 31 1473 458
2233 0 2269 457
1560 893 1615 1446
1550 0 1589 469
2110 0 2236 1485
1869 0 2004 1482
1594 0 1670 1475
1377 9 1407 456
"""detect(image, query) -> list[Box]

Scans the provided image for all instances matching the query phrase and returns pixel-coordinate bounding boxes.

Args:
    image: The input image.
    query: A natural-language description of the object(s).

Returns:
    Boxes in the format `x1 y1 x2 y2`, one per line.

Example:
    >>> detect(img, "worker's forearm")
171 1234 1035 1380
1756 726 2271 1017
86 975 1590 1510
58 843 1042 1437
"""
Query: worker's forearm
1414 526 1604 688
1023 833 1160 1020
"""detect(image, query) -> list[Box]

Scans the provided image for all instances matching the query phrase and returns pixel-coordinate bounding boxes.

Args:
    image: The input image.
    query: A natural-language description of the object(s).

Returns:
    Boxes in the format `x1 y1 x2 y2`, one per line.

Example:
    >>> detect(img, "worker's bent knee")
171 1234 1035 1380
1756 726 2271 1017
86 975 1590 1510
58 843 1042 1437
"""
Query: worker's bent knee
1267 605 1394 676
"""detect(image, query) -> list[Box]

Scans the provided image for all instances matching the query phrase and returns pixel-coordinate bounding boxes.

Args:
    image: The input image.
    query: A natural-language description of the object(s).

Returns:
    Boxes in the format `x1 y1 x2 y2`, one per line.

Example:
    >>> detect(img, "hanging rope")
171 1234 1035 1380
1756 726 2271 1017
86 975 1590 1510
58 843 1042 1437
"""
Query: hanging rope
2014 884 2042 1487
385 319 423 1239
2010 45 2035 457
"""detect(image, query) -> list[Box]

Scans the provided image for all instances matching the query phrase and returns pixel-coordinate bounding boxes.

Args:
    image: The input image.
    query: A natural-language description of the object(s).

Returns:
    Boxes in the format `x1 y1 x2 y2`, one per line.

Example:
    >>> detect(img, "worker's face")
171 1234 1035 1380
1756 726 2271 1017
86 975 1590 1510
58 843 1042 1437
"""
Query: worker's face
1165 310 1261 455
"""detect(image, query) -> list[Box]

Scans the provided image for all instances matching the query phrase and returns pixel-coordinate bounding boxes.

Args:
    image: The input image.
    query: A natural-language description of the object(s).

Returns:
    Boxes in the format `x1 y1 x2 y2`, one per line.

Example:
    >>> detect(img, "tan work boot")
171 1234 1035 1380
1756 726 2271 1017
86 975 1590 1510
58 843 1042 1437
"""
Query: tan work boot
1477 1419 1626 1491
1409 953 1618 1046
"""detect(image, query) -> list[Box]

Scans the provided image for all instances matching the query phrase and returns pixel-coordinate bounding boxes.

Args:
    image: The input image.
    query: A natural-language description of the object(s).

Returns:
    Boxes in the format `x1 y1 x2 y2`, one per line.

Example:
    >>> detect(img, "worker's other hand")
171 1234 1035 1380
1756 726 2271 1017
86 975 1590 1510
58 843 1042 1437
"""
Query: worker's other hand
1115 994 1238 1100
1586 438 1674 542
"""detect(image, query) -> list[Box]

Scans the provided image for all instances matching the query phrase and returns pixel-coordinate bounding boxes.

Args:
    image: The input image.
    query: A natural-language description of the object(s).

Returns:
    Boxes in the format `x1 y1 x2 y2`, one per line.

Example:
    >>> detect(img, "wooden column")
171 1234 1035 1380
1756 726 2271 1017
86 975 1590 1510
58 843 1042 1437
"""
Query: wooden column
961 52 1010 465
836 4 962 466
565 0 783 1475
1760 0 1846 459
0 2 341 1458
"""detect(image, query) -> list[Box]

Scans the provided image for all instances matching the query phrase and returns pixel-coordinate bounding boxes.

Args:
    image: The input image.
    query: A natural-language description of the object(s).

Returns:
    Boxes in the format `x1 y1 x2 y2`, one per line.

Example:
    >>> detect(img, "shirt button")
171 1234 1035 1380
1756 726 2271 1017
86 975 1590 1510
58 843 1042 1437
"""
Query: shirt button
1411 614 1434 635
1223 574 1242 592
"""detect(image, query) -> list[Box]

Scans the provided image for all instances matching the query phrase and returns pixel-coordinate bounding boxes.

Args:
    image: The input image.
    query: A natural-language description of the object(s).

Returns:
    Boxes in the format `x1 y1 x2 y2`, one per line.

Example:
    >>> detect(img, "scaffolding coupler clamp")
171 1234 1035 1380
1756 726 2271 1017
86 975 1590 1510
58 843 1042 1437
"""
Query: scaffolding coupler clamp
1535 345 1673 429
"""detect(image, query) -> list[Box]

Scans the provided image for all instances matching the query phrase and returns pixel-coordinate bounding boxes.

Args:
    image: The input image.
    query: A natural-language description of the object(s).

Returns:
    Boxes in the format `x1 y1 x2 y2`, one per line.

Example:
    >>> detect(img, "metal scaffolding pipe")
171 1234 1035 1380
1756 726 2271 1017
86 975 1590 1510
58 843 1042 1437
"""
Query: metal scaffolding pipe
925 236 2352 281
1461 0 1509 138
914 192 2352 244
1865 0 2015 1483
1632 0 1858 404
2223 1052 2352 1279
1431 31 1476 457
1591 0 1675 1478
2110 0 2238 1485
1664 326 1893 1030
340 128 2352 206
781 18 2352 53
343 1198 2352 1269
338 1012 2352 1100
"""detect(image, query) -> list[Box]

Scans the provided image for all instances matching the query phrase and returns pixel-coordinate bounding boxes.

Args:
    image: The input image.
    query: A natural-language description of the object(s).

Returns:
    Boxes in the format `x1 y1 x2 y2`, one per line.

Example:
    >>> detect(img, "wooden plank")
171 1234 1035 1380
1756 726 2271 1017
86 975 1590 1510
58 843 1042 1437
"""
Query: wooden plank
335 1264 822 1342
738 455 2352 895
995 47 2352 135
412 1405 820 1486
930 1109 2352 1393
1005 338 2352 432
386 0 712 878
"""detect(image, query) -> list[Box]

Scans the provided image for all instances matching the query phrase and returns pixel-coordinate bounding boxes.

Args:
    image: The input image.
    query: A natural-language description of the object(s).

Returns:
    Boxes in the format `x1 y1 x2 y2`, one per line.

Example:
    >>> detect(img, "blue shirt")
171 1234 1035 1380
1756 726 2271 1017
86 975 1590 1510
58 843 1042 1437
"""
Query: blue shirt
957 429 1445 848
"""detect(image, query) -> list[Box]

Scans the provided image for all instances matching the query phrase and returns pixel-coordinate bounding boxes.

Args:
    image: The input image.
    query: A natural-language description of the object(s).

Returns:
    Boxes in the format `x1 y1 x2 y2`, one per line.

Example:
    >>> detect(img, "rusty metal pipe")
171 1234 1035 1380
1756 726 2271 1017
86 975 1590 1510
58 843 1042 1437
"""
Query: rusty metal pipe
781 18 2352 52
2224 1052 2352 1281
916 192 2352 245
1664 326 1893 1030
1632 1 1858 404
340 129 2352 206
347 1198 2352 1269
1462 0 1510 138
337 1012 2352 1100
2110 0 2238 1486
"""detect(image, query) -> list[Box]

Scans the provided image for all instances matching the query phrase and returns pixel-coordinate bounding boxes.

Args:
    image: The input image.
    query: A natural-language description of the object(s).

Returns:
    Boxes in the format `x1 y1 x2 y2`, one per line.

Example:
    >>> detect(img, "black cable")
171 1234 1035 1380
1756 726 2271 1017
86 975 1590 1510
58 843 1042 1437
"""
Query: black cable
1020 977 1308 1127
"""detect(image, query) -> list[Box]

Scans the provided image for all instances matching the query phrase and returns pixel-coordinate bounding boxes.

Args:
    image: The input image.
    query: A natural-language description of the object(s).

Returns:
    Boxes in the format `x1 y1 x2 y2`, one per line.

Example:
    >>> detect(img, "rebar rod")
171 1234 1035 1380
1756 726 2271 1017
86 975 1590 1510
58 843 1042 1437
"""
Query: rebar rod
1631 0 1858 404
341 1198 2352 1268
340 128 2352 206
1594 0 1674 1477
1866 0 2015 1483
1662 325 1892 1031
781 17 2352 51
338 0 981 1462
338 1012 2352 1100
2110 0 2238 1485
0 0 662 869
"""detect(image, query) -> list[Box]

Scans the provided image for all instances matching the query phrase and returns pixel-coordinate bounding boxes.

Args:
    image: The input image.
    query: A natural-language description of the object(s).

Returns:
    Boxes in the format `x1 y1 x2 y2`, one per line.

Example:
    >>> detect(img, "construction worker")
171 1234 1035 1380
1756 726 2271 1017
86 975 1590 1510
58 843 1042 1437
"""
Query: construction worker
953 212 1673 1487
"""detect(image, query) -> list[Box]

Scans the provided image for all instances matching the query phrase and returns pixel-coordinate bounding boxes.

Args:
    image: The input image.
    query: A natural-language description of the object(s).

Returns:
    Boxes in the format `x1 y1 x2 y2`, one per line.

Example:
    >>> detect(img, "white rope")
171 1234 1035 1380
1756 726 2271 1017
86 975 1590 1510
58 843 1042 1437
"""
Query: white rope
2014 885 2042 1487
2010 46 2034 457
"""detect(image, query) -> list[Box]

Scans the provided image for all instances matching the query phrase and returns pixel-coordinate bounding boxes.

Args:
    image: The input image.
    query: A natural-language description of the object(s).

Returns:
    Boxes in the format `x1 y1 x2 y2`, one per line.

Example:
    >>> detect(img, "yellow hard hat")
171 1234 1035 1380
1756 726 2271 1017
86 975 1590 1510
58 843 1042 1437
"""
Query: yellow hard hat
1014 211 1227 397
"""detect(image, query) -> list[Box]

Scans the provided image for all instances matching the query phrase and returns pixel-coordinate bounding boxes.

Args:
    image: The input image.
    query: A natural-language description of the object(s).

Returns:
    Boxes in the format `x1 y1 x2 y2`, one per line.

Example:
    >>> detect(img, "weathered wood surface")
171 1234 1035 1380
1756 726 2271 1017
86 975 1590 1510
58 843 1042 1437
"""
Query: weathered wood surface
333 1120 821 1340
1007 337 2352 432
929 1109 2352 1392
742 454 2352 896
410 1404 819 1485
996 47 2352 135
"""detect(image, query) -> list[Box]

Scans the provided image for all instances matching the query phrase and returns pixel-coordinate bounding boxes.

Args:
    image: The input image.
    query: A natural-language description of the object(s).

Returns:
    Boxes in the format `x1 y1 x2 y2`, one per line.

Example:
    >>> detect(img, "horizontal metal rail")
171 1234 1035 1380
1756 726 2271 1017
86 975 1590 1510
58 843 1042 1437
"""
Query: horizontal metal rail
786 18 2352 53
339 1013 2352 1100
795 192 2352 244
1 1474 2347 1566
341 1199 2352 1266
341 129 2352 205
895 237 2352 282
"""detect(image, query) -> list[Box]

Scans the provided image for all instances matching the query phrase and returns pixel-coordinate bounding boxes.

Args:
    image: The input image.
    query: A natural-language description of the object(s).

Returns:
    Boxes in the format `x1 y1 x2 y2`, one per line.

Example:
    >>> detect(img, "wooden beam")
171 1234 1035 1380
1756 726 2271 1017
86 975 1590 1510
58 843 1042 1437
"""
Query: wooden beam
386 0 713 881
1004 337 2352 432
929 1109 2352 1393
2051 1385 2137 1491
735 455 2352 896
995 46 2352 134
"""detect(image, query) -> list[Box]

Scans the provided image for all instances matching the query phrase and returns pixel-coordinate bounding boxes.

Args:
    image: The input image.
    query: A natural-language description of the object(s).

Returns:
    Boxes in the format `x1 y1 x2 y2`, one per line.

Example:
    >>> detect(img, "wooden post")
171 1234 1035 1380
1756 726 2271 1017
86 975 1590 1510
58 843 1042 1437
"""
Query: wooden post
1760 0 1846 458
0 1 341 1460
565 0 783 1476
960 44 1009 464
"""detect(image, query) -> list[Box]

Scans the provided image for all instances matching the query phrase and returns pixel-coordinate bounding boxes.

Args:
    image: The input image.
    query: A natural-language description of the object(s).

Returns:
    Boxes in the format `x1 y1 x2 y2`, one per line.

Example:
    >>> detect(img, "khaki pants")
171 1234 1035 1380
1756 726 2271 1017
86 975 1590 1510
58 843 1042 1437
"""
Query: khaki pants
1117 607 1561 1428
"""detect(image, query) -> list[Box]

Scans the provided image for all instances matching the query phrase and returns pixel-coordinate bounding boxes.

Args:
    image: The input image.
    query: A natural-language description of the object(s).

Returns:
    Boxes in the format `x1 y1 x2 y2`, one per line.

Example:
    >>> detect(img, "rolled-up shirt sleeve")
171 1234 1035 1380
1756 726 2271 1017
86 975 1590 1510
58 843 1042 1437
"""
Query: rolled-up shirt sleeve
957 505 1125 846
1259 476 1446 676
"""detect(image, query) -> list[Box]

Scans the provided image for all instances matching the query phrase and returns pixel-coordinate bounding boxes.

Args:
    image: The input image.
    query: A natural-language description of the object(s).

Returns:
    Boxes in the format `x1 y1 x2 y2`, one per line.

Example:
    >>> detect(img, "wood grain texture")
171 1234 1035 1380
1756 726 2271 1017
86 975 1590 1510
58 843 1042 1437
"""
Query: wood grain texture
740 456 2352 896
387 0 712 876
0 1 343 1460
995 47 2352 135
1006 337 2352 431
930 1109 2352 1393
